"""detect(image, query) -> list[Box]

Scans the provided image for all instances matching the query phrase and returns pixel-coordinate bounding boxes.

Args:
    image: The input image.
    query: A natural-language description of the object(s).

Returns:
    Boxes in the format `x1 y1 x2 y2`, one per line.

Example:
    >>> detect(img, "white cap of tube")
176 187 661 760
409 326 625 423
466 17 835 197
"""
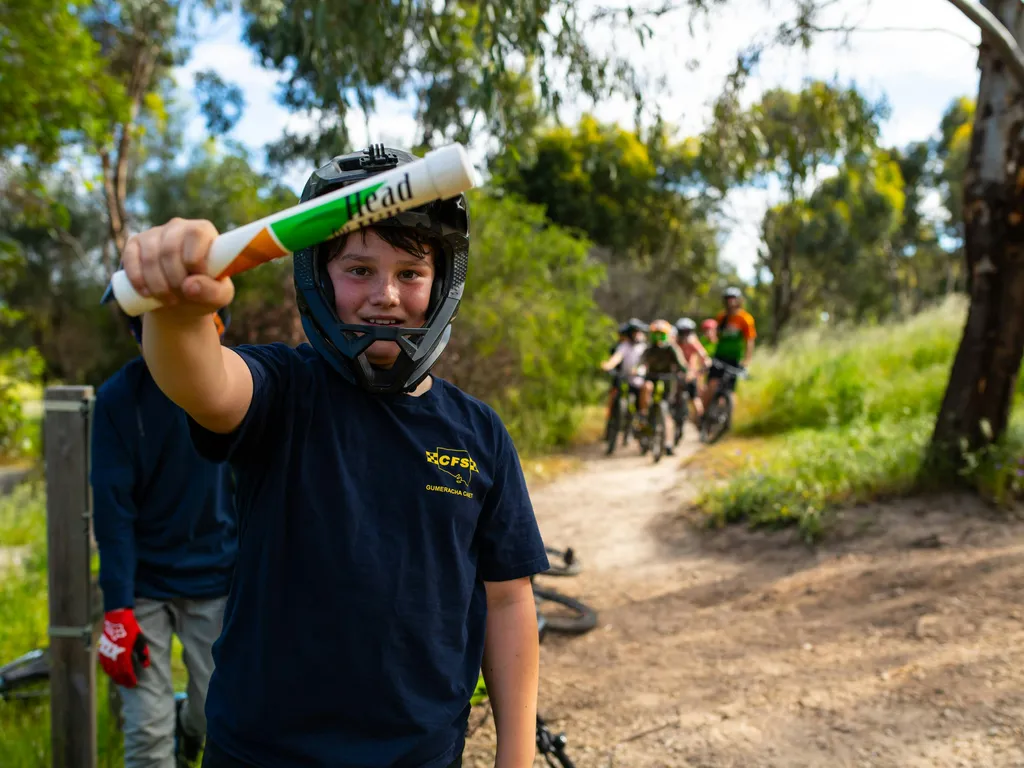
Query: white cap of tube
424 143 478 199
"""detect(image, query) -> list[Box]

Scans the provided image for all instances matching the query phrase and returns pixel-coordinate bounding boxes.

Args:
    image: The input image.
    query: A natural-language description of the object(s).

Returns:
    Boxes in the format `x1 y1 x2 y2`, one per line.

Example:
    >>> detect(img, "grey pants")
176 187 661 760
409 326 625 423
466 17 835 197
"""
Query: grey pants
119 596 226 768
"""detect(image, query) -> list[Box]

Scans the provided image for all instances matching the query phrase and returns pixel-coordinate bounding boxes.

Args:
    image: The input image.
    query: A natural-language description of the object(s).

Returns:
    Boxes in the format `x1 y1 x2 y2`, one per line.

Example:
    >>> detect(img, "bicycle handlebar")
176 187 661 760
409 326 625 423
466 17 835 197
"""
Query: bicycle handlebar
537 714 576 768
644 372 678 382
709 360 750 378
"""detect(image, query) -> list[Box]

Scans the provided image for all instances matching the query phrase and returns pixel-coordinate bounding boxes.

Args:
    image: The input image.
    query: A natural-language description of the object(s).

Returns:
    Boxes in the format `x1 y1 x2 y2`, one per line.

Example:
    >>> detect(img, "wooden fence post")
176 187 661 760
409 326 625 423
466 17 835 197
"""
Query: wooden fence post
44 385 97 768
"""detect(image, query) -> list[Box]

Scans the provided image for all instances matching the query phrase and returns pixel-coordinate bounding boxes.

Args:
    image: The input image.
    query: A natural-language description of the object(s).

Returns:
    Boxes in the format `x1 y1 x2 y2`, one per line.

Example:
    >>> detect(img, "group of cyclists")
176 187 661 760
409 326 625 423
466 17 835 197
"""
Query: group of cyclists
600 286 757 456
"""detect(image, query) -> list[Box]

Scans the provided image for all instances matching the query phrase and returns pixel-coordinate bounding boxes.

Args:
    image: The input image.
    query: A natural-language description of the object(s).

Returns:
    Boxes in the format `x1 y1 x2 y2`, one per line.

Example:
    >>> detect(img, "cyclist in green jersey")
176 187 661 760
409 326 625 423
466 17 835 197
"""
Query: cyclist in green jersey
703 287 756 412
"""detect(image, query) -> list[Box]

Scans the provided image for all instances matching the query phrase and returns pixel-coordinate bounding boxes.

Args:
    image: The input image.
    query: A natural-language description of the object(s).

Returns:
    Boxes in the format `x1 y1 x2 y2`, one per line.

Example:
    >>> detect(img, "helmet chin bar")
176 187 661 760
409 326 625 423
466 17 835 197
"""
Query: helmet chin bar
332 322 430 357
344 323 452 393
300 284 460 394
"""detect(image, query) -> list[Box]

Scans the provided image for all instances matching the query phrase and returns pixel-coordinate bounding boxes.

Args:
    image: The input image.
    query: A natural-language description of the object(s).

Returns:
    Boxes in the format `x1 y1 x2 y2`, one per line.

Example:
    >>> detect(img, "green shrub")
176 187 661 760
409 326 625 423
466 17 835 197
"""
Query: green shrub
954 411 1024 507
434 190 612 454
0 348 44 460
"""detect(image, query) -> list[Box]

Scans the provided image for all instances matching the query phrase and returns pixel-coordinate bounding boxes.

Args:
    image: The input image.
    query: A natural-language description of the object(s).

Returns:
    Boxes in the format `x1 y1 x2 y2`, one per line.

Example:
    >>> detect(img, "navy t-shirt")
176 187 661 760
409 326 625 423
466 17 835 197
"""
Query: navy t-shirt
91 358 237 612
190 343 549 768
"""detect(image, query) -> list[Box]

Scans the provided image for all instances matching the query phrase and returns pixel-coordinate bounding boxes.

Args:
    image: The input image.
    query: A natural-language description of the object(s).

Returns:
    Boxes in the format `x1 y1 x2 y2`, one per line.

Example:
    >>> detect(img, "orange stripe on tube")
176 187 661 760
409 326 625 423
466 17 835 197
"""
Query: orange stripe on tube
217 227 289 279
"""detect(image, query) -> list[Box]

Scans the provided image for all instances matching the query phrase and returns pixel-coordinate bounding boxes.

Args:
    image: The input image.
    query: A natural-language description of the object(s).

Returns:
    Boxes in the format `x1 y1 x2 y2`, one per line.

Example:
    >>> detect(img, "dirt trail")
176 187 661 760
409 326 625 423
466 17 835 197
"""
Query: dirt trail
464 435 1024 767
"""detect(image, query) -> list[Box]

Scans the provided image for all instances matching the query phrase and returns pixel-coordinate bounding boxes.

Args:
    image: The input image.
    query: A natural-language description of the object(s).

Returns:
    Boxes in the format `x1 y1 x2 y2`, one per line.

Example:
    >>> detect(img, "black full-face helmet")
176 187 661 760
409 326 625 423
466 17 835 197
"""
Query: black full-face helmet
293 145 470 394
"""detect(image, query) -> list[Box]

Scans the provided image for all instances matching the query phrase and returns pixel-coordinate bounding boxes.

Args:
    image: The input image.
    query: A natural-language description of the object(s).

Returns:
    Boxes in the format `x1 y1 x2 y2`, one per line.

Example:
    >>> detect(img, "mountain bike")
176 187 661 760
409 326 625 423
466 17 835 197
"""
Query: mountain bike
637 373 675 463
699 360 748 445
604 374 638 455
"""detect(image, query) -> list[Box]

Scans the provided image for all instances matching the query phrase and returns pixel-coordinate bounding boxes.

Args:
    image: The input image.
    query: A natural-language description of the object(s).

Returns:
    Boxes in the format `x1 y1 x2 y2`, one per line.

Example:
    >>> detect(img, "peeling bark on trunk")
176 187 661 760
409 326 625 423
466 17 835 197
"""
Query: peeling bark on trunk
930 0 1024 467
99 42 158 261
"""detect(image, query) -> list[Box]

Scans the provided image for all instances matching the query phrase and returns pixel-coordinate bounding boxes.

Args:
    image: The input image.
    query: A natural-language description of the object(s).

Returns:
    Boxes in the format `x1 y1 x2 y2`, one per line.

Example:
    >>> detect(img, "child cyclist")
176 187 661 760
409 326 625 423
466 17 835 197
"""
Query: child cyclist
673 317 711 425
636 319 688 456
599 318 646 427
119 146 549 768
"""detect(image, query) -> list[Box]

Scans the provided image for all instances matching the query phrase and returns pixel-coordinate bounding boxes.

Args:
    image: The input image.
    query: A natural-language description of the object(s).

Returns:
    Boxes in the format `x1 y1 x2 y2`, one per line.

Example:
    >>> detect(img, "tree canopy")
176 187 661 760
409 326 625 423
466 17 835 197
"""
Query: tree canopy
0 0 998 457
0 0 125 162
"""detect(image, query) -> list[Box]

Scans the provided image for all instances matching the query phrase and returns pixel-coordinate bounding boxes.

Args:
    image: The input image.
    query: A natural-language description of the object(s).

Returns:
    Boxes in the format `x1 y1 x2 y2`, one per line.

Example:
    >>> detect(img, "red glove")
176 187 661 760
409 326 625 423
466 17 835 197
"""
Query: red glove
98 608 150 688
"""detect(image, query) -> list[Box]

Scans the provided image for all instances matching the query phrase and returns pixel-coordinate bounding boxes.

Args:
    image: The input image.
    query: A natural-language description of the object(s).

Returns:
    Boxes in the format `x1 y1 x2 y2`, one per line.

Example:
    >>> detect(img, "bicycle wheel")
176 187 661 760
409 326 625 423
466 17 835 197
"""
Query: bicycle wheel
542 546 582 577
652 401 666 463
622 393 636 447
533 587 598 634
700 392 732 445
637 414 651 455
673 394 688 446
604 398 621 455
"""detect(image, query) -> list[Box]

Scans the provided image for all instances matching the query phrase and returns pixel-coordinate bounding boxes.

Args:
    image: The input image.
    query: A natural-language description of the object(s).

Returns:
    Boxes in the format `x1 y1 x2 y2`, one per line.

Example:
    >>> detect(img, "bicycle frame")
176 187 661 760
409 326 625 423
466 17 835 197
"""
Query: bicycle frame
611 376 638 414
641 374 675 424
638 374 675 460
711 360 746 392
605 375 640 455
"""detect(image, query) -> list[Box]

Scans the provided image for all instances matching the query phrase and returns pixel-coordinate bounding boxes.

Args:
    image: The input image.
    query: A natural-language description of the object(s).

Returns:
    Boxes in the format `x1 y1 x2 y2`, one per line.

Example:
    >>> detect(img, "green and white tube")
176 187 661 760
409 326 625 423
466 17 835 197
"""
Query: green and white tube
108 143 477 316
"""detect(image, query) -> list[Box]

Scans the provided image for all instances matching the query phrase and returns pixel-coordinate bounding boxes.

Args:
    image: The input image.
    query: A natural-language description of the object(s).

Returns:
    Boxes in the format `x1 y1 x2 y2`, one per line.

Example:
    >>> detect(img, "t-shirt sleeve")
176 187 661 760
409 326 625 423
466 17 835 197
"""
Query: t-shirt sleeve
475 418 549 582
743 311 757 340
188 343 292 466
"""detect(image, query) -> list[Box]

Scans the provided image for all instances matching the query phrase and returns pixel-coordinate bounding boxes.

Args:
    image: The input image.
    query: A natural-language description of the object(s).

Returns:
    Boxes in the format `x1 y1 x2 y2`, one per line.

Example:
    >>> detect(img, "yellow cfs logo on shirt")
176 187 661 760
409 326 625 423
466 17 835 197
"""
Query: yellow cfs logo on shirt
425 447 479 498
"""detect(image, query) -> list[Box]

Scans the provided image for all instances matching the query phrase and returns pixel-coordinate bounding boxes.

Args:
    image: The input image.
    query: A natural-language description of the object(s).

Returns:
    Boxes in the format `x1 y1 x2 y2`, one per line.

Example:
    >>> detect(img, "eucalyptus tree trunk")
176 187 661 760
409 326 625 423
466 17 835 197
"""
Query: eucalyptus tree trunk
930 0 1024 466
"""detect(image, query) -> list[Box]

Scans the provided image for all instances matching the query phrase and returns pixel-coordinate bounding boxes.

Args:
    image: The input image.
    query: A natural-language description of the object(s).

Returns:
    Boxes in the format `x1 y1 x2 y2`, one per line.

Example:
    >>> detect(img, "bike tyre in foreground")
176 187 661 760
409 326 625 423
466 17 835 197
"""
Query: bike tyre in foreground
532 587 599 634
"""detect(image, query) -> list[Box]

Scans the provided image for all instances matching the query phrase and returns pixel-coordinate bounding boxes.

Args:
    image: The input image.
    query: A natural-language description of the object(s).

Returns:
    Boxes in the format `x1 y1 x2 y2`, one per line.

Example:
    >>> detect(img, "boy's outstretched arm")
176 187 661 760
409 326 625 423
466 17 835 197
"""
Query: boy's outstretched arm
123 219 254 434
482 577 540 768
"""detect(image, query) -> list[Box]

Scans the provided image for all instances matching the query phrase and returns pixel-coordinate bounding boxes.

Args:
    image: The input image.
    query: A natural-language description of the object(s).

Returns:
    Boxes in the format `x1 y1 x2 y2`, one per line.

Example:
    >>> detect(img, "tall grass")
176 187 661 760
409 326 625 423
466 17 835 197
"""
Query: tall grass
733 296 967 436
0 484 187 766
0 483 60 766
695 297 1024 539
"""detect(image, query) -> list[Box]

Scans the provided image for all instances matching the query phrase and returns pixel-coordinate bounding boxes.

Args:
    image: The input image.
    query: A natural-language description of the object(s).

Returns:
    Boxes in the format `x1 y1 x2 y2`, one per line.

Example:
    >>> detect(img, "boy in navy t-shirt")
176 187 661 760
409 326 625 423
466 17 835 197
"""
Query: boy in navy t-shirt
118 147 549 768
